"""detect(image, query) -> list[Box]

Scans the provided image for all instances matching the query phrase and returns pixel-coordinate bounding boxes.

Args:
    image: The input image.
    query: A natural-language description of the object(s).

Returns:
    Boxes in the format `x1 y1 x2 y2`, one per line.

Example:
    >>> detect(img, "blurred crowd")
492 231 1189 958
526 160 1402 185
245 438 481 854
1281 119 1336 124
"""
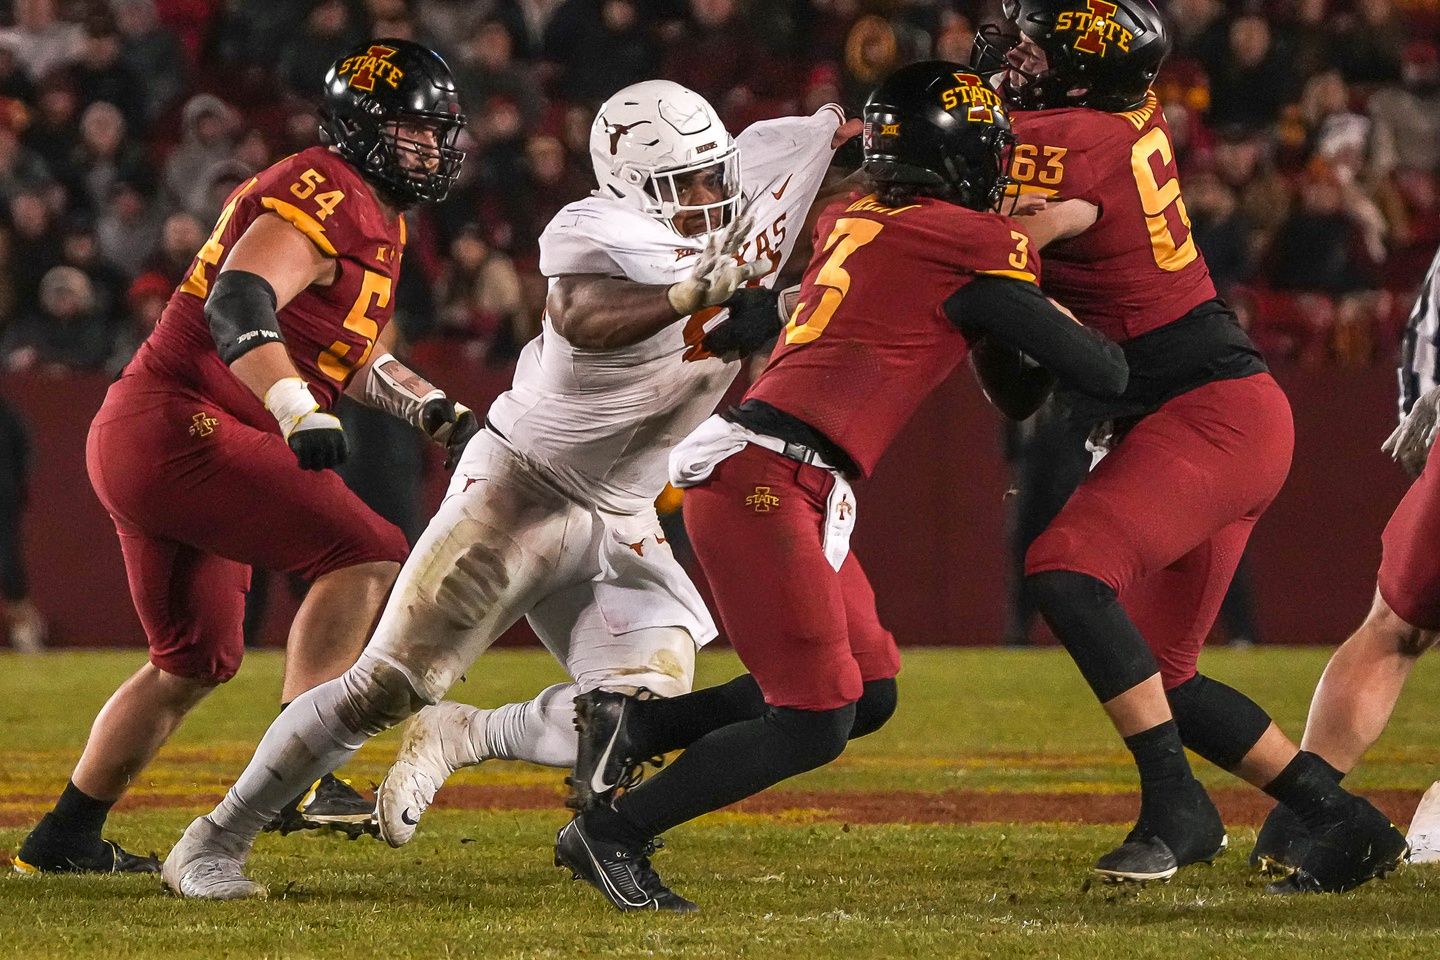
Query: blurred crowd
0 0 1431 374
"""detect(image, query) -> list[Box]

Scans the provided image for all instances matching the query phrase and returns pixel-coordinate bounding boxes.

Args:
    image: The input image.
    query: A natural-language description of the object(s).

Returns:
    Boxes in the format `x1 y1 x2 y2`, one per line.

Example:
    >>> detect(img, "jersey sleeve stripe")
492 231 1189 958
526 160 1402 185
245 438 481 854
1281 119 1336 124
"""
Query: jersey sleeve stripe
976 268 1038 284
259 197 339 257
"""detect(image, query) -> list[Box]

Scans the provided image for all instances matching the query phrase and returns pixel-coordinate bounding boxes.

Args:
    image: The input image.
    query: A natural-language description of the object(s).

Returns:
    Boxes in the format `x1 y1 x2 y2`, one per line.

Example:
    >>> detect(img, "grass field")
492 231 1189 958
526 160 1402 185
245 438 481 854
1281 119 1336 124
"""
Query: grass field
2 647 1439 959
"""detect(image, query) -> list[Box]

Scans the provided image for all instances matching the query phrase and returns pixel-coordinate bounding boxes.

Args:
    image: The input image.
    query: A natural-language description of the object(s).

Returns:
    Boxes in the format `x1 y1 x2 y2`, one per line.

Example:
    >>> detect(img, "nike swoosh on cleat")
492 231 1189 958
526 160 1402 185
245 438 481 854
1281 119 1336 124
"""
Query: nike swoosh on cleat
589 706 627 795
401 808 419 826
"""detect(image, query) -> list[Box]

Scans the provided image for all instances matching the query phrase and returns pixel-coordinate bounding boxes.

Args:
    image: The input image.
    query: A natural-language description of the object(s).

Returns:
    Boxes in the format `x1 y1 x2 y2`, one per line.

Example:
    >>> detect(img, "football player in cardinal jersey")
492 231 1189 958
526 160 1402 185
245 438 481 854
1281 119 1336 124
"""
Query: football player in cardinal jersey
1249 248 1440 873
967 0 1407 892
161 79 861 900
554 62 1130 913
13 39 477 877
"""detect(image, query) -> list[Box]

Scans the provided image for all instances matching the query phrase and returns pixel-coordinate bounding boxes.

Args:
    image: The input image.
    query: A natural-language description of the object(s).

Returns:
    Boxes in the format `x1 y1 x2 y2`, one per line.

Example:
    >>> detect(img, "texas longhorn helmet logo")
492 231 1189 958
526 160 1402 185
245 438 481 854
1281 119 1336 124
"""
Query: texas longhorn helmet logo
339 44 405 92
1058 1 1135 56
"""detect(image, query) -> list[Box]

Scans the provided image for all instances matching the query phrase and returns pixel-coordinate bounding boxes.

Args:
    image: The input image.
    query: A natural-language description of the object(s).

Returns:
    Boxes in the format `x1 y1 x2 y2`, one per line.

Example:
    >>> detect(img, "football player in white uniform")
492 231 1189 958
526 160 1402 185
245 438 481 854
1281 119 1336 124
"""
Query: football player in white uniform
160 79 858 899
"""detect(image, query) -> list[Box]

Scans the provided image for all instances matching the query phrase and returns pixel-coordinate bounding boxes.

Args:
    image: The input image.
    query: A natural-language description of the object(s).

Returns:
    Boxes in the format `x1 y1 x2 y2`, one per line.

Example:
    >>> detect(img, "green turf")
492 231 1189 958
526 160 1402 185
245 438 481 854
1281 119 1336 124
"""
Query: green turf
1 647 1439 958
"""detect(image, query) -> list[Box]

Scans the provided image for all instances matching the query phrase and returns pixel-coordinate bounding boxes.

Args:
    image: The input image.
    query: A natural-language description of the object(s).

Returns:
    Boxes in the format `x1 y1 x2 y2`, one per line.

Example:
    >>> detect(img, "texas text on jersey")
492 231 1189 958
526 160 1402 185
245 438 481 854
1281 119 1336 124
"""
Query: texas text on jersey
134 145 407 432
485 105 846 515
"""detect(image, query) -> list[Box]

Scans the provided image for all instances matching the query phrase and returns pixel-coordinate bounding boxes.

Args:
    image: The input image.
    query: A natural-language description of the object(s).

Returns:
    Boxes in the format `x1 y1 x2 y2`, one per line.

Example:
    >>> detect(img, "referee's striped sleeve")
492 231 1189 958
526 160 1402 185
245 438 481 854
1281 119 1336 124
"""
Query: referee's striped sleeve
1399 244 1440 420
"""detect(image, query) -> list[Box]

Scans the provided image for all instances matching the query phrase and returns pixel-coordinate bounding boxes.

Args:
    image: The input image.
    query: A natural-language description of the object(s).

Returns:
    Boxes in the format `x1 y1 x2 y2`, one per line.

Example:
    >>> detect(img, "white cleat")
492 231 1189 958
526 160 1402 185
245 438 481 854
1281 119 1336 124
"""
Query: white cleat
1407 781 1440 864
376 701 488 848
161 816 266 900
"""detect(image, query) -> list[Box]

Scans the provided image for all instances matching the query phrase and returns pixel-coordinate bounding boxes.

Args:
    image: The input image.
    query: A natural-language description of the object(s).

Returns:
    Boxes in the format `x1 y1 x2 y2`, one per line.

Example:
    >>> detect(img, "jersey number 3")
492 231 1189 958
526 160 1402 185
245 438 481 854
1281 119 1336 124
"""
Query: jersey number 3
1131 128 1197 272
784 218 884 345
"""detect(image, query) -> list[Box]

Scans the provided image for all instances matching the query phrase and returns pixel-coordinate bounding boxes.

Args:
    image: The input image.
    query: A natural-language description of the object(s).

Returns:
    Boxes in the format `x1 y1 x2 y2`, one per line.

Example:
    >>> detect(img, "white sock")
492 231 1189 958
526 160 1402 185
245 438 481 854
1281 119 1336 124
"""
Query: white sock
209 658 403 844
473 682 581 768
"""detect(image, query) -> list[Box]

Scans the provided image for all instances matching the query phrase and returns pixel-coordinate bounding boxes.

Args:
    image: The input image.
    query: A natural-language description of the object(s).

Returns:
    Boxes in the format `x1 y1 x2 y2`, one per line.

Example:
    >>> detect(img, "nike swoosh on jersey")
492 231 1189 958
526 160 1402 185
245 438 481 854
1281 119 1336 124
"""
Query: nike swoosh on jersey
589 706 628 794
772 175 793 200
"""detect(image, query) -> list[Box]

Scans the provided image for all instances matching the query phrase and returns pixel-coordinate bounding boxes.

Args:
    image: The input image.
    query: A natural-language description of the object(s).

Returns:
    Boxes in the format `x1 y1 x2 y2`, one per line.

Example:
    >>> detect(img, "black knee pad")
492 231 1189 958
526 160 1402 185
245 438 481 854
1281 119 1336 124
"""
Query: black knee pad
767 703 857 769
1025 569 1159 703
850 678 897 739
1165 674 1273 772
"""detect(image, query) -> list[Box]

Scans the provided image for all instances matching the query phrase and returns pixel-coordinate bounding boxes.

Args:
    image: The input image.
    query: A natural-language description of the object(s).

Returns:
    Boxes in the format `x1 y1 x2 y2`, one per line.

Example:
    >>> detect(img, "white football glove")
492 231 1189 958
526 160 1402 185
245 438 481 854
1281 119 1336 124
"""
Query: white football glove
666 199 766 316
1384 385 1440 477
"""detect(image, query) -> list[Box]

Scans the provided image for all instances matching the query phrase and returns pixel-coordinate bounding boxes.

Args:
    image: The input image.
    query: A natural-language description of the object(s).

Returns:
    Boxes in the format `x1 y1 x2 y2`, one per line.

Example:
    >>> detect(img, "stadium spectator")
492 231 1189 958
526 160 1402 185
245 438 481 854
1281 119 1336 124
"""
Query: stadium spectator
453 18 544 126
114 0 187 123
434 223 526 359
277 0 365 97
95 178 161 278
59 216 128 330
147 211 207 284
1205 13 1294 130
1369 40 1440 174
1 265 115 373
72 101 145 213
162 93 238 209
1188 170 1254 294
8 188 60 312
0 394 44 652
0 0 84 81
547 0 658 103
73 19 144 127
1333 0 1406 87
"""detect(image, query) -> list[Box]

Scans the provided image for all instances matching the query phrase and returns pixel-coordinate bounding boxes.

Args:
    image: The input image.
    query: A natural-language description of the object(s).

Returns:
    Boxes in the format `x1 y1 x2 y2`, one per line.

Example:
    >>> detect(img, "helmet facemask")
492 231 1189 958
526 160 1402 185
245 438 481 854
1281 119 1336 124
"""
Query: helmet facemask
323 103 467 207
642 145 742 238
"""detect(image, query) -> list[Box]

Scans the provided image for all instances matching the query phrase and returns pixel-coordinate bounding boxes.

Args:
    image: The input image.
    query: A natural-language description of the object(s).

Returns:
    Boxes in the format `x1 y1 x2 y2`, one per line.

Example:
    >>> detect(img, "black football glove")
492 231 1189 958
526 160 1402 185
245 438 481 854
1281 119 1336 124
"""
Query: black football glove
287 413 349 471
420 397 481 470
701 287 785 360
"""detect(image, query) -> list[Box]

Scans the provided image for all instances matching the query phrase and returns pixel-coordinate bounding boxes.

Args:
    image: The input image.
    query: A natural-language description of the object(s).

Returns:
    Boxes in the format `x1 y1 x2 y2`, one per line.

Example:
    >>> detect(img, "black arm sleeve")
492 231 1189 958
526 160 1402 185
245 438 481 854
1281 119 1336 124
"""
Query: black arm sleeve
205 270 283 365
943 276 1128 399
967 336 1055 421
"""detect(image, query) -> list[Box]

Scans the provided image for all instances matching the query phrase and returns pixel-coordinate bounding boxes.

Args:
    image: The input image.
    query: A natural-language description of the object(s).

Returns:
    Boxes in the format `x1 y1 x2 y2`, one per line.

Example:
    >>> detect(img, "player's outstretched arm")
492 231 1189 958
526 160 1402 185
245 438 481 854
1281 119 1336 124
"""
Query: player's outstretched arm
346 326 478 469
945 276 1128 401
209 213 348 470
1011 198 1099 251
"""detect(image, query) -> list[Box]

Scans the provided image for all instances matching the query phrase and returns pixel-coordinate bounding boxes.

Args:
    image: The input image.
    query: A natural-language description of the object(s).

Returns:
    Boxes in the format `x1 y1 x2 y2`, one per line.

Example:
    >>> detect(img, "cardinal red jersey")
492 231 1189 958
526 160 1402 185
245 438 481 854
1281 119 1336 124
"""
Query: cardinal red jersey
131 146 407 431
1009 93 1215 342
745 192 1040 477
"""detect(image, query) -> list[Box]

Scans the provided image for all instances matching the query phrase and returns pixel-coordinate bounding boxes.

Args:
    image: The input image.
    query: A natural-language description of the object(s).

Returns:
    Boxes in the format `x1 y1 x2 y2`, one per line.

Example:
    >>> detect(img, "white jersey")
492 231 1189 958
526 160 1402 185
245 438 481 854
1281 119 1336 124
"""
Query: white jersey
486 105 846 515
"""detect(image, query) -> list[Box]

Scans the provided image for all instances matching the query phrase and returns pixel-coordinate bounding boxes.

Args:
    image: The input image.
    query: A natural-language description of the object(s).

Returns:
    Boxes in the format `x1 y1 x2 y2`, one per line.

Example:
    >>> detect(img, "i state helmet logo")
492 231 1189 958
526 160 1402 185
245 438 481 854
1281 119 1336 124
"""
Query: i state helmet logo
1058 1 1135 56
339 45 405 92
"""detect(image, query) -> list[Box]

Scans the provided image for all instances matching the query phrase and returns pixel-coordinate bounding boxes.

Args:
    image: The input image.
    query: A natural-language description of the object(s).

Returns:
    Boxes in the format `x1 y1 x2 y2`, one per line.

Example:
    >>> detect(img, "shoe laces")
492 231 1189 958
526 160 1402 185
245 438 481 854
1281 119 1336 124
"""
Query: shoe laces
617 838 670 896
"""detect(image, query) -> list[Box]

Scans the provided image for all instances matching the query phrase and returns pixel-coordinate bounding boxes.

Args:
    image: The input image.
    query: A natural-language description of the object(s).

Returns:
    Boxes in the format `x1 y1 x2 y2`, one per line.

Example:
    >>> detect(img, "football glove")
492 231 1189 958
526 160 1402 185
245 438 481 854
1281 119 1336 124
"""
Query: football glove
1384 385 1440 477
701 287 786 361
265 376 348 471
420 397 480 470
667 199 766 316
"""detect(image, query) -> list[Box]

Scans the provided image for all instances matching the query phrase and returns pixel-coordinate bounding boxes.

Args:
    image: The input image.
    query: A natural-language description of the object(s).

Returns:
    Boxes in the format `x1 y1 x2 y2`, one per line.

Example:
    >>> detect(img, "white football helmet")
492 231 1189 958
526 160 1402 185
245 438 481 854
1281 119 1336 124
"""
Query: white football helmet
589 79 741 236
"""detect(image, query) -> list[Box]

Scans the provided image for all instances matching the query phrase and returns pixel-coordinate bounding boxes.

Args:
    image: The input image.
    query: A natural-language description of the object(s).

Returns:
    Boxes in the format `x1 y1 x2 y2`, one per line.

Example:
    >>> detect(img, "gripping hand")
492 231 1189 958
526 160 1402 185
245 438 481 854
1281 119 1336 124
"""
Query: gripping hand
420 398 480 470
265 377 348 471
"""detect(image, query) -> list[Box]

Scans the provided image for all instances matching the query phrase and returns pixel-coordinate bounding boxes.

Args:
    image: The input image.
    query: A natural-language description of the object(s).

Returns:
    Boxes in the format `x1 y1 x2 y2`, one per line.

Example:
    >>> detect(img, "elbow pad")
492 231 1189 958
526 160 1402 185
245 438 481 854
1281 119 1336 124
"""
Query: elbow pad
206 270 282 365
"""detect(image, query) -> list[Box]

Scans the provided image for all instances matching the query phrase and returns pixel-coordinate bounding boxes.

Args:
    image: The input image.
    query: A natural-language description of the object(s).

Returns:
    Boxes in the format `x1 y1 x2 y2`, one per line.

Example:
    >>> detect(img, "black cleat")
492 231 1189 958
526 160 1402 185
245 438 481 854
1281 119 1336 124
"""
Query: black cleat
265 773 377 839
1094 779 1226 884
554 817 697 913
12 814 160 875
1266 797 1408 894
1251 802 1311 877
568 690 661 813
